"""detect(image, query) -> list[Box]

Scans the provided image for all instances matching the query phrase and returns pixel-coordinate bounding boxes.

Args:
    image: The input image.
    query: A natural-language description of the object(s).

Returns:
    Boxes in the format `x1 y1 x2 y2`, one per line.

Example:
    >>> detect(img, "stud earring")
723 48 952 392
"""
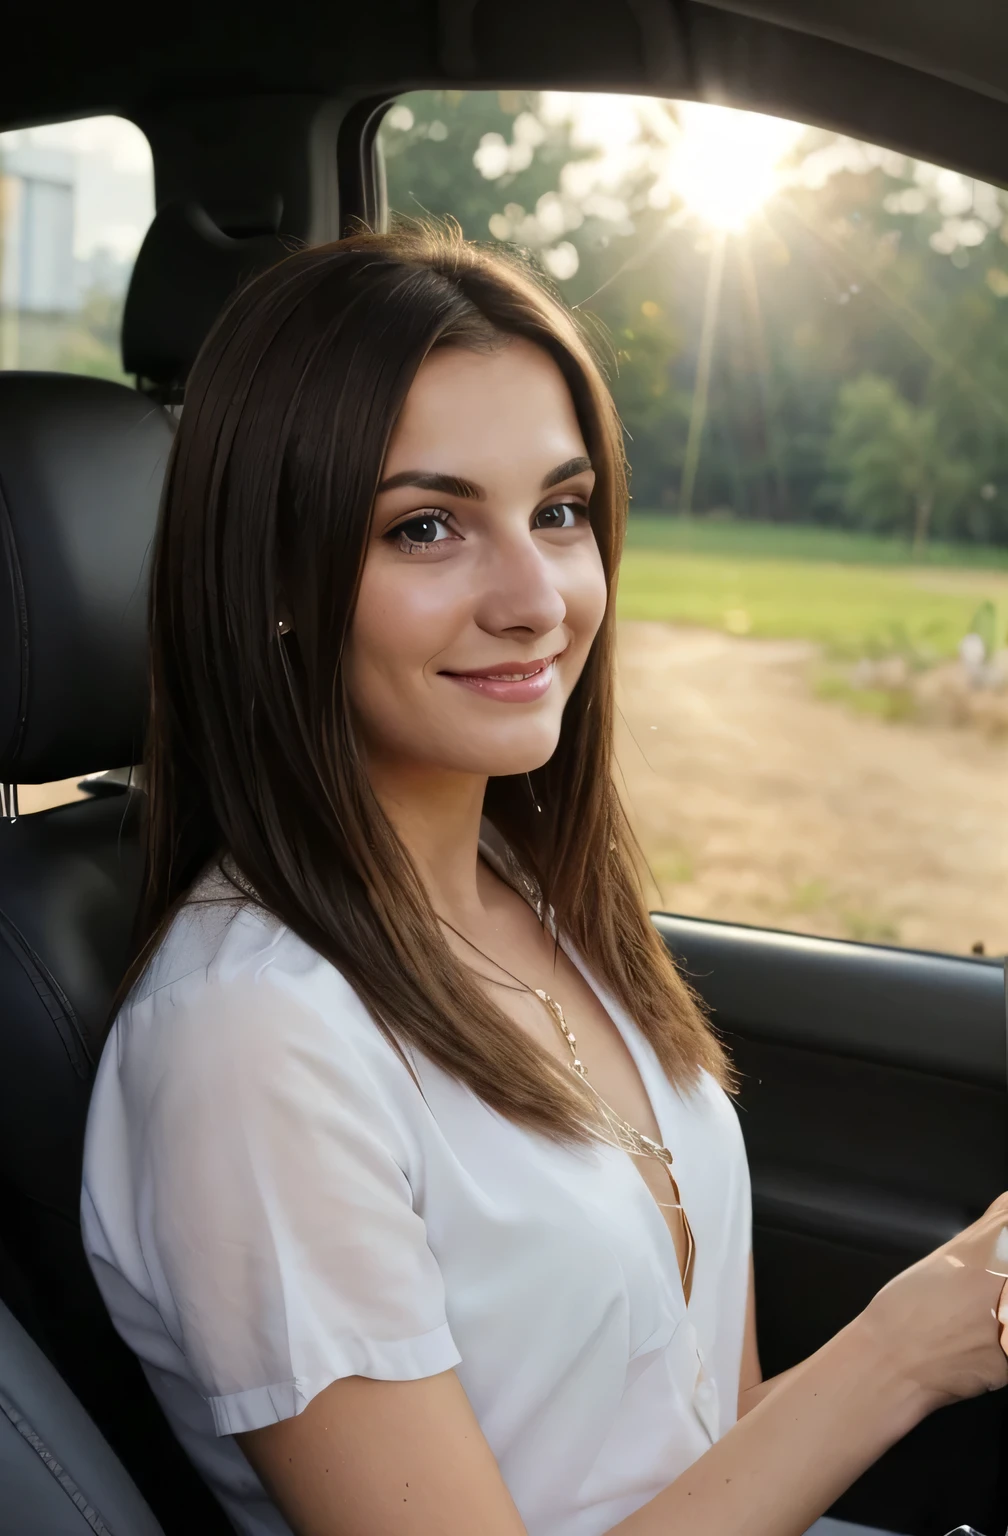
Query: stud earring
277 618 292 636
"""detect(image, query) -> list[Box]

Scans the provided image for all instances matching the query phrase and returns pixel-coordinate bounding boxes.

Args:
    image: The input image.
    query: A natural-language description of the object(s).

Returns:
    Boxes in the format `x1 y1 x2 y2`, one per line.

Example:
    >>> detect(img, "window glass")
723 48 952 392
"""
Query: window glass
0 115 153 380
380 91 1008 959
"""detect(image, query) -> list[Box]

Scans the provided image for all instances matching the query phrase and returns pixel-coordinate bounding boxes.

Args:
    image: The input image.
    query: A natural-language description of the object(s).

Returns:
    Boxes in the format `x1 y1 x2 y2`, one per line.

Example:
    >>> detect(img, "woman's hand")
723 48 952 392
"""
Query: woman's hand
612 1196 1008 1536
237 1203 1008 1536
857 1190 1008 1412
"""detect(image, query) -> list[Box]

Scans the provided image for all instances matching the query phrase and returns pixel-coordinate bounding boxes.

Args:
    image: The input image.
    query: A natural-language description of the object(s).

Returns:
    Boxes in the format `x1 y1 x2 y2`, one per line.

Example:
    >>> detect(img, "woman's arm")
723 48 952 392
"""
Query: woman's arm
611 1310 923 1536
238 1310 921 1536
238 1368 529 1536
238 1198 1008 1536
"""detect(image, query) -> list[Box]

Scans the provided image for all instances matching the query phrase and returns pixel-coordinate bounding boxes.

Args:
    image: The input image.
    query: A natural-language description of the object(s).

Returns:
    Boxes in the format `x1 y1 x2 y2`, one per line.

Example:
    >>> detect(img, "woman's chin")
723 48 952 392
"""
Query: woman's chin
451 736 562 781
492 754 560 781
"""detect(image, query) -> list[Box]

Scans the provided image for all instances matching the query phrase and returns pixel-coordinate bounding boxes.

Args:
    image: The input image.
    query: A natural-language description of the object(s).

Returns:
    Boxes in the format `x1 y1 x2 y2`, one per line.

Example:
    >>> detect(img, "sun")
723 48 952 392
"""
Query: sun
541 93 805 233
670 102 805 231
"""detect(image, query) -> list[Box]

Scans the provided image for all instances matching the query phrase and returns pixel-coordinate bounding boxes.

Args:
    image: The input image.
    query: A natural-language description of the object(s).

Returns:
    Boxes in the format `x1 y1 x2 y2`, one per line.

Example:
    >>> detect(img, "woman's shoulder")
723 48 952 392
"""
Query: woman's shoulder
112 859 412 1108
127 858 334 1009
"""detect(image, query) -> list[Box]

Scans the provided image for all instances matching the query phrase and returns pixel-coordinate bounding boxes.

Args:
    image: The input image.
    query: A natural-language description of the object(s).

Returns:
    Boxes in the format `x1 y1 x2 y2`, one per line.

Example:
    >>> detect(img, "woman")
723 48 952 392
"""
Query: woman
81 223 1008 1536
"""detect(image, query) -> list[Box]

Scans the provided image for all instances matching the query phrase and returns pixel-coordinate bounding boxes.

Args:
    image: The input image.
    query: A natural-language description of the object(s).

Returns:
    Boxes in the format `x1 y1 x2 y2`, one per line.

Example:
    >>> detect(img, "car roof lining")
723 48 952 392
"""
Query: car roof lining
6 2 1008 198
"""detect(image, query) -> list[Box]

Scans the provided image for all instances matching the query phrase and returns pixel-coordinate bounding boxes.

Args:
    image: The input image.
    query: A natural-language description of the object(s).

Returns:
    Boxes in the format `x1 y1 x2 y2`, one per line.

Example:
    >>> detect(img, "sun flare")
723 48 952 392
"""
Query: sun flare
541 93 805 233
669 103 805 231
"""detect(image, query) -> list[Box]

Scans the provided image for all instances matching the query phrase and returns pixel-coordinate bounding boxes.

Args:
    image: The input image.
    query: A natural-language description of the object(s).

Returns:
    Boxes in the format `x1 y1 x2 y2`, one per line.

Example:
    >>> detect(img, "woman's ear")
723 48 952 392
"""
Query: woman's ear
275 600 294 637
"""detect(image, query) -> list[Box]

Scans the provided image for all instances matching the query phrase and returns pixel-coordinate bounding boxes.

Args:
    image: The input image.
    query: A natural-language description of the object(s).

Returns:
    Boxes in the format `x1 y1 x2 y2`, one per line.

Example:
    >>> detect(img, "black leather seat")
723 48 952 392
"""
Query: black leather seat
0 372 233 1534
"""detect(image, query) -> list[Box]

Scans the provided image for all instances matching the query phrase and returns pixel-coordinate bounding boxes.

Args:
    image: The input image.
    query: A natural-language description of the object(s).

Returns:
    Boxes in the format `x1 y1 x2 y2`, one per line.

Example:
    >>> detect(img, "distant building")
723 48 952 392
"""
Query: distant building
0 144 76 313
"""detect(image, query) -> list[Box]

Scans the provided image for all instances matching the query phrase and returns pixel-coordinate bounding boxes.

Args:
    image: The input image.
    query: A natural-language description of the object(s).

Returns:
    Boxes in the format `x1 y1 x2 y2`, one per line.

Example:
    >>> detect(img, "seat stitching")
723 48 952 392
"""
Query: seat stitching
0 1383 116 1535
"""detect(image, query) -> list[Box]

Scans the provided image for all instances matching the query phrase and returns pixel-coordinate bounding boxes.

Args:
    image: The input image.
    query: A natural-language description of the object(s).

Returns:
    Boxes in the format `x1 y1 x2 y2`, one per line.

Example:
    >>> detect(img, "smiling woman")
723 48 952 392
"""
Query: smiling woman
81 220 740 1536
350 339 604 777
78 221 1008 1536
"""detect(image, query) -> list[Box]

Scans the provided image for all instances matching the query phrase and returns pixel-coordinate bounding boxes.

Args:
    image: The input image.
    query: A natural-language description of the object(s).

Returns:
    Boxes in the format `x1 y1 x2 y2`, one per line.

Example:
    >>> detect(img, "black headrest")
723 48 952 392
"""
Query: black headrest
122 203 292 400
0 373 173 784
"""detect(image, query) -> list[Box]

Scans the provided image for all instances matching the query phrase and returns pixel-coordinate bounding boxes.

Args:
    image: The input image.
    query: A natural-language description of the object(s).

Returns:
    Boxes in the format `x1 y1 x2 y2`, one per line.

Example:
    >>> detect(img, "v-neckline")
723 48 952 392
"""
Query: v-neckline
476 822 694 1315
560 936 694 1315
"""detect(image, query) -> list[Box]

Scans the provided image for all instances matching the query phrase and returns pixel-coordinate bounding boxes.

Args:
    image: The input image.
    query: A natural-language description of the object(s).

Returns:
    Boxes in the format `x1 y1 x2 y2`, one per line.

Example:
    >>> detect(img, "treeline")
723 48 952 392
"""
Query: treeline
380 91 1008 548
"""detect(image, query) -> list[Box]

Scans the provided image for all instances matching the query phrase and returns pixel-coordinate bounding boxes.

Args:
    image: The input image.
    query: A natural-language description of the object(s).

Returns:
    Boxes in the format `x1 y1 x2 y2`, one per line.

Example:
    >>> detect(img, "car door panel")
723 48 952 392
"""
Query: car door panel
655 914 1008 1534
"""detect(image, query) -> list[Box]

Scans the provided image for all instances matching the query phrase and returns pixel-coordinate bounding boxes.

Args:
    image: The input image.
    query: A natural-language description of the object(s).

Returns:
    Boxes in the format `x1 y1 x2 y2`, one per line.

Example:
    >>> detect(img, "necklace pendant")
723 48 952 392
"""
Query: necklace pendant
535 989 566 1029
634 1128 674 1167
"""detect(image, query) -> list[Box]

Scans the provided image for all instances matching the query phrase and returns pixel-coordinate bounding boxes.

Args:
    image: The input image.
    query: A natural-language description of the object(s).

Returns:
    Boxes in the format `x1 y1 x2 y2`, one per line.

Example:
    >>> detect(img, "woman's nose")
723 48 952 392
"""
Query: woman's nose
473 532 568 637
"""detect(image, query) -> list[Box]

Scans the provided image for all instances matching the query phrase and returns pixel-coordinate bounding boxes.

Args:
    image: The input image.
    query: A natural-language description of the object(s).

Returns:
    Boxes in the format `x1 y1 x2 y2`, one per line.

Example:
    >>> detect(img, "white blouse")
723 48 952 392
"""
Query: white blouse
80 827 752 1536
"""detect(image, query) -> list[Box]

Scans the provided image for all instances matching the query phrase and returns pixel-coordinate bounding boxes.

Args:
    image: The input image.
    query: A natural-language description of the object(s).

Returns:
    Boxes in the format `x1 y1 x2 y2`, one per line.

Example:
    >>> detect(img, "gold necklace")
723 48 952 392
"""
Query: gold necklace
218 859 694 1301
440 917 696 1304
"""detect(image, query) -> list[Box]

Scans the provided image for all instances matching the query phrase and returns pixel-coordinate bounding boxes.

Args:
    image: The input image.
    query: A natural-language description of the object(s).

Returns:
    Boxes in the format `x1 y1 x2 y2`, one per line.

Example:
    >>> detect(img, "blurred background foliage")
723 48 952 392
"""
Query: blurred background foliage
380 91 1008 551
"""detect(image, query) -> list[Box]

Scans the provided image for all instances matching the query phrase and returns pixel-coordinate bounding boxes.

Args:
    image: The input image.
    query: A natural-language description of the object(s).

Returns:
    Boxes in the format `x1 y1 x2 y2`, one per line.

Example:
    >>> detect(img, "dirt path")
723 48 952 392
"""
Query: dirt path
20 624 1008 956
615 622 1008 957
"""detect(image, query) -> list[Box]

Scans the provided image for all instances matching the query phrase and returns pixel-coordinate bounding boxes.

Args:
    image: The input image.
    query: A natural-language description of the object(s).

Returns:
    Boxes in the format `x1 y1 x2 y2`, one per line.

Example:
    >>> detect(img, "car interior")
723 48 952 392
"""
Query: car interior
1 3 1007 1533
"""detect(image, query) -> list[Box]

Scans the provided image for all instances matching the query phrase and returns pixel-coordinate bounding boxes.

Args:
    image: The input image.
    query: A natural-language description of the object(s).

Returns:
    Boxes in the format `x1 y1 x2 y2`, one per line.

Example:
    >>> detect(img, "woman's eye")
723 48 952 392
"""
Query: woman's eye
533 502 582 531
388 511 452 553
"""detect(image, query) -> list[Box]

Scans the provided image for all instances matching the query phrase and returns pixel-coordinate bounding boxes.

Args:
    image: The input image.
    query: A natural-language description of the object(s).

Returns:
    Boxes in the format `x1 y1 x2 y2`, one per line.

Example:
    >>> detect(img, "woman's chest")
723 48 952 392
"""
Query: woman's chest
380 1041 751 1526
442 882 668 1161
505 968 667 1149
393 1048 750 1479
399 1043 748 1354
476 946 694 1286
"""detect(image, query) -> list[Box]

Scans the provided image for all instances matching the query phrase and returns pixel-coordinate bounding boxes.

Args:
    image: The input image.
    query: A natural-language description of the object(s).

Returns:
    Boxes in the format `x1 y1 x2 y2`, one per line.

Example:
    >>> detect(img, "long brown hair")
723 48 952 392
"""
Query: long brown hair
115 220 732 1150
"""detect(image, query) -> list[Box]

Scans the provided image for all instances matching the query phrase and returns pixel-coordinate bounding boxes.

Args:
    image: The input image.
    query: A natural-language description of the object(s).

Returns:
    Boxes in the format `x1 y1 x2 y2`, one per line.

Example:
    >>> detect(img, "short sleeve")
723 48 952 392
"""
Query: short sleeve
127 936 461 1436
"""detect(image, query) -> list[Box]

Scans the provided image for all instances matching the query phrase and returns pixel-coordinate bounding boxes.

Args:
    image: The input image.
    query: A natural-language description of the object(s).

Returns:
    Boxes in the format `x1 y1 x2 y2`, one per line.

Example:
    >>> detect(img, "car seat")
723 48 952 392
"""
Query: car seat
0 1279 164 1536
0 371 233 1534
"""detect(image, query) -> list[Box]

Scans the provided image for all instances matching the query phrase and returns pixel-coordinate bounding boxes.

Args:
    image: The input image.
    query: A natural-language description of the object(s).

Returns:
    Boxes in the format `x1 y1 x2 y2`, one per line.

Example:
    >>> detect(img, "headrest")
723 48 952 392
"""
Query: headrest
0 373 173 784
122 203 292 401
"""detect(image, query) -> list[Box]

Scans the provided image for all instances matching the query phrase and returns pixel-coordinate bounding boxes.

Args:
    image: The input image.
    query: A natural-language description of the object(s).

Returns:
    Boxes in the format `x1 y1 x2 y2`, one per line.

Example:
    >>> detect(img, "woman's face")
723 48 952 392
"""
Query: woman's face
344 336 608 783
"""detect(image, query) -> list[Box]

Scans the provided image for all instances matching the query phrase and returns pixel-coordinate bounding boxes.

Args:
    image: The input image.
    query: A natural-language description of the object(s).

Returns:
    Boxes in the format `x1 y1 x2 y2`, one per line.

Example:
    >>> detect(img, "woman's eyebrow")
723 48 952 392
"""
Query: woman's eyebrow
542 456 593 489
376 470 484 498
376 456 593 498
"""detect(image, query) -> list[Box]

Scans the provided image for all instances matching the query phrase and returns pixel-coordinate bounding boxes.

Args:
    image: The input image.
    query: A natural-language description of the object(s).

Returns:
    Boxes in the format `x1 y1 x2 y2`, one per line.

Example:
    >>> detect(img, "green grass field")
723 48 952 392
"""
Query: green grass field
616 515 1008 660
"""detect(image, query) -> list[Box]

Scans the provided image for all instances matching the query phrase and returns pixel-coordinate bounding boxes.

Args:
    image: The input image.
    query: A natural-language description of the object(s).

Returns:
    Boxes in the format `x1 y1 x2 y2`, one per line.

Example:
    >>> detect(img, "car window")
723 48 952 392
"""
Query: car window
380 91 1008 960
0 114 153 381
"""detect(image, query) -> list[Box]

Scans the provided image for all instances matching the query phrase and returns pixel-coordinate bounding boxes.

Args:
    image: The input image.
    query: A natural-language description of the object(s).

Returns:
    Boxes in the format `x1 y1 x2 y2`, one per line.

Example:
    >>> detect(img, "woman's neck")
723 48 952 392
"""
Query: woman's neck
367 760 493 927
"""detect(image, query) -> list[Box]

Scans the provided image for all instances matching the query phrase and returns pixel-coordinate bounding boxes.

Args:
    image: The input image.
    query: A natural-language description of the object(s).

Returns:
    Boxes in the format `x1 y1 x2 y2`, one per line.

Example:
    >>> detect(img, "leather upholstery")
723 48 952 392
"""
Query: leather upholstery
122 202 290 399
0 1289 164 1536
0 373 232 1534
0 372 173 784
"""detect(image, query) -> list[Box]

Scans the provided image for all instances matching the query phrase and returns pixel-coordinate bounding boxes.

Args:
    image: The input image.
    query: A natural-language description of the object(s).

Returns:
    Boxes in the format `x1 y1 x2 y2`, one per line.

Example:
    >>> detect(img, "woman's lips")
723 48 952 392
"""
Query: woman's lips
440 653 561 703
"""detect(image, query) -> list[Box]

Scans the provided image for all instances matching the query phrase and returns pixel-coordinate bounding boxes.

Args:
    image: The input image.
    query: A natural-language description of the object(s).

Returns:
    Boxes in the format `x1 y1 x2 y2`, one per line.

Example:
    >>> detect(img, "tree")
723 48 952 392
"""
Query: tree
824 375 974 550
380 91 693 509
379 89 1008 538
